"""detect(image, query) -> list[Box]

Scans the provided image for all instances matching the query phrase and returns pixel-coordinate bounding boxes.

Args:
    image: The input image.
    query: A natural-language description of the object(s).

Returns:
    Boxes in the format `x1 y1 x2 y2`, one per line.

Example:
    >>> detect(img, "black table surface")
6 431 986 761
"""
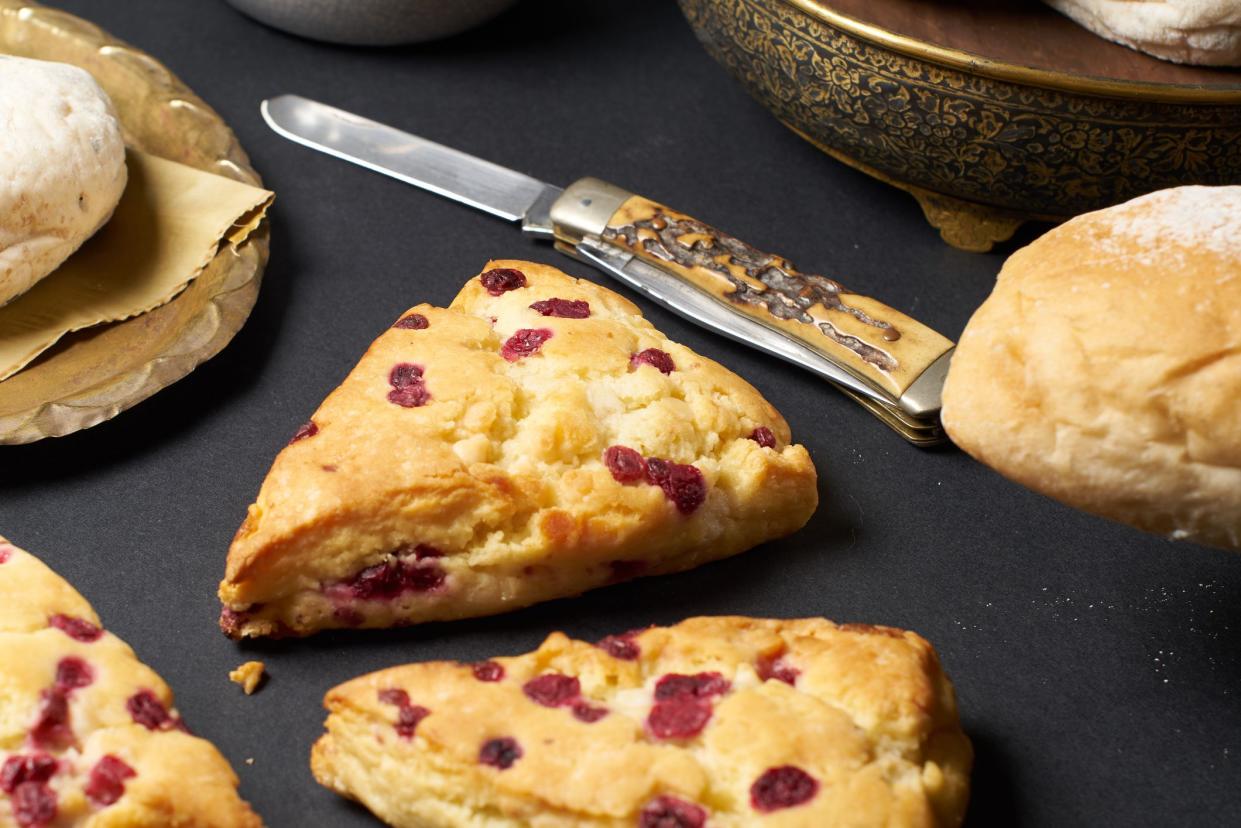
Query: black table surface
4 2 1239 826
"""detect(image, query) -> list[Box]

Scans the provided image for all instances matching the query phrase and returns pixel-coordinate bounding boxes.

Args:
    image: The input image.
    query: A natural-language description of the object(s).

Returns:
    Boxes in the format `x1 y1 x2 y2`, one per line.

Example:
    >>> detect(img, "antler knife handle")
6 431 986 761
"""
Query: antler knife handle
551 178 954 407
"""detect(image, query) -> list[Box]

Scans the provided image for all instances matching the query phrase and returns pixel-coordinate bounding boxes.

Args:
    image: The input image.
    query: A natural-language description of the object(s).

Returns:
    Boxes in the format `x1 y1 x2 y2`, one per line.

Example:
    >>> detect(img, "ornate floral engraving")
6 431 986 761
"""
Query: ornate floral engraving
604 211 899 371
679 0 1241 223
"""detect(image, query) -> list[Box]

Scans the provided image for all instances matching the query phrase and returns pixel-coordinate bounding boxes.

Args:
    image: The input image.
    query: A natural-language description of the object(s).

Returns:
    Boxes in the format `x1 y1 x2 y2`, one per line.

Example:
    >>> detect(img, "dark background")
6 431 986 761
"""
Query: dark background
3 1 1239 825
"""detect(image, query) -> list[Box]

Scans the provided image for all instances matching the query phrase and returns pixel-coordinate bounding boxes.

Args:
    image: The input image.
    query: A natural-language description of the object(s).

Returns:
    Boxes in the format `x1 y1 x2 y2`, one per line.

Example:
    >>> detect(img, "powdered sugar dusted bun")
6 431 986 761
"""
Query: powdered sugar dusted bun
942 186 1241 550
0 56 128 306
1045 0 1241 65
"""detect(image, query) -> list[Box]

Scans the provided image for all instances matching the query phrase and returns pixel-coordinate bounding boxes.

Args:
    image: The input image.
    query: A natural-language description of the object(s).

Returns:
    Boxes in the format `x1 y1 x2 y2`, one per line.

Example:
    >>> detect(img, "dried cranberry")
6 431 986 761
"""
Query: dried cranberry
645 459 706 515
84 755 136 807
529 298 590 318
480 268 527 296
748 426 777 449
387 363 430 408
479 737 522 769
639 795 708 828
376 688 430 738
756 654 800 686
646 699 712 740
603 445 646 484
48 614 102 643
750 766 819 812
401 560 446 592
218 607 249 636
501 328 553 362
11 781 56 828
412 544 442 560
570 701 608 723
29 691 72 749
654 672 731 702
597 633 640 661
471 661 505 682
0 545 11 564
348 561 404 601
54 657 93 692
522 674 580 708
1 755 57 794
289 421 318 444
377 688 410 707
393 313 429 330
630 348 675 374
126 690 173 731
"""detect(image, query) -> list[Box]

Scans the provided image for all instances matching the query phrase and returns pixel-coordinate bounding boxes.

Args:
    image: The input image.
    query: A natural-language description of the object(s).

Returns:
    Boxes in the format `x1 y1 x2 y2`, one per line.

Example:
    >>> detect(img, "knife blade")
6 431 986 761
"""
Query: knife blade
261 94 954 445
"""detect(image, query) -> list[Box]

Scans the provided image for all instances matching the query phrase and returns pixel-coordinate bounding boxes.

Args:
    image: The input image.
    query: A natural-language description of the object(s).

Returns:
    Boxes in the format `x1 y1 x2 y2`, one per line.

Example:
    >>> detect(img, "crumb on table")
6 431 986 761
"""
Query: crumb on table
229 660 266 695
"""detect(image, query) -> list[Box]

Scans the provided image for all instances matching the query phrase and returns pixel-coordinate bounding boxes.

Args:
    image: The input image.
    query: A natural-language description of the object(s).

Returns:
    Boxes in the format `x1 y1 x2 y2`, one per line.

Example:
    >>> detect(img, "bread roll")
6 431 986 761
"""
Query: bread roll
0 56 127 306
942 186 1241 550
1045 0 1241 65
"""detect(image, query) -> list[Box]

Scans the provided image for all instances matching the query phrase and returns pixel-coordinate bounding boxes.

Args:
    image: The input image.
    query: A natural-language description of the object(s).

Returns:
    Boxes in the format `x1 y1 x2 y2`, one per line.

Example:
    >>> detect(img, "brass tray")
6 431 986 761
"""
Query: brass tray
0 1 269 444
679 0 1241 251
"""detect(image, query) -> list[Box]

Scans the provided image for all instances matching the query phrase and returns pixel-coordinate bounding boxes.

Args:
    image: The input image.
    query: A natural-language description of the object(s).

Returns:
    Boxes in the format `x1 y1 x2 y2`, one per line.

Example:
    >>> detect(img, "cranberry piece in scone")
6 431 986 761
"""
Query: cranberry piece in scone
639 795 708 828
630 348 675 374
289 421 319 444
85 755 137 807
750 765 819 812
478 737 522 770
522 674 580 708
48 614 102 642
471 661 505 682
749 426 777 448
479 267 527 295
393 313 429 330
529 298 590 319
501 328 553 362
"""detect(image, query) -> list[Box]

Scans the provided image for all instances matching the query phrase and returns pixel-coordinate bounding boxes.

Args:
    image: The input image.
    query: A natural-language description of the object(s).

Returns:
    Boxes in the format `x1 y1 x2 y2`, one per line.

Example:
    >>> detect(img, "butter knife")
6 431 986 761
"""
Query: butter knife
262 95 955 446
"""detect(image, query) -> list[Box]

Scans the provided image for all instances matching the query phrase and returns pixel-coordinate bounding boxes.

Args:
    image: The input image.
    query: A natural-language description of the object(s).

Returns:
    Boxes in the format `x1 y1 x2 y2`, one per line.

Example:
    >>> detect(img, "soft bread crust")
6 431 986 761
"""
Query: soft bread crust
311 616 972 827
1044 0 1241 65
0 56 127 305
0 536 263 827
942 186 1241 550
219 261 818 637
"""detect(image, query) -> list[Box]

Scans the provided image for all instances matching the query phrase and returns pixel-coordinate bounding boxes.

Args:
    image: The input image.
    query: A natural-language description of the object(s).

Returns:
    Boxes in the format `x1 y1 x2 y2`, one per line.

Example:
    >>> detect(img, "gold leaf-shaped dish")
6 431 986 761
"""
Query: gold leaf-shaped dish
0 0 268 443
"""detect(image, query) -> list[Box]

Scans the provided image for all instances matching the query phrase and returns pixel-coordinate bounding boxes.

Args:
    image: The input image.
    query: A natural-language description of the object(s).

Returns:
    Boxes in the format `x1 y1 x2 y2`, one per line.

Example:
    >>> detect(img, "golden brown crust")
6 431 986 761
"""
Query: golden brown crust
942 186 1241 550
0 536 263 827
311 616 972 827
219 261 818 637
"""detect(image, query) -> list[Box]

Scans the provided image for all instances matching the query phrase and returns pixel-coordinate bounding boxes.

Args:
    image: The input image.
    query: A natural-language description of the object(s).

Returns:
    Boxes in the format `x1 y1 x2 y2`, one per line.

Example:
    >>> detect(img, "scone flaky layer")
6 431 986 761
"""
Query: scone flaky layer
220 261 817 637
312 616 971 827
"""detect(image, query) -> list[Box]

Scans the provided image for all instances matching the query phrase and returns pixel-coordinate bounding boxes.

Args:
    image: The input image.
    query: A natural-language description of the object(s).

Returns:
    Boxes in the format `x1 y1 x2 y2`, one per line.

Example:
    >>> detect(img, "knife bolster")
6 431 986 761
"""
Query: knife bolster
550 177 634 246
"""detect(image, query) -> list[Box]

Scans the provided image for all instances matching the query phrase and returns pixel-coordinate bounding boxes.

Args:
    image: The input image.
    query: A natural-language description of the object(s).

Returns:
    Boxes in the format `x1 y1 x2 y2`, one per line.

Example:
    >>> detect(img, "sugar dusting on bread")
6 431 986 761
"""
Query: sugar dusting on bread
1097 186 1241 263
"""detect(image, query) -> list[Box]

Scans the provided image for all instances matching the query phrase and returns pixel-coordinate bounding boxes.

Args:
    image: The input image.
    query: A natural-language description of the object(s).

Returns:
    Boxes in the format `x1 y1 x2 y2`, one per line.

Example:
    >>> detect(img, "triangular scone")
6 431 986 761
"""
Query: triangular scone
219 260 818 638
0 536 262 827
311 617 972 827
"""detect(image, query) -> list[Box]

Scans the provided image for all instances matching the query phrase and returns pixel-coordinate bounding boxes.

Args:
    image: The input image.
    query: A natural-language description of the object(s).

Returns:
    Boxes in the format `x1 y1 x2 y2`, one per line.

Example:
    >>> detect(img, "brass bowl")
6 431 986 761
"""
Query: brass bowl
0 1 269 444
678 0 1241 251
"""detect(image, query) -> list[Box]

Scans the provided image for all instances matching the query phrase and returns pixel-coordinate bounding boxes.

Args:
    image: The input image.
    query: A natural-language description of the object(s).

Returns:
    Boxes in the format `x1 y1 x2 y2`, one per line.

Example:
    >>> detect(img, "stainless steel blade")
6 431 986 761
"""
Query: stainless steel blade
261 95 560 235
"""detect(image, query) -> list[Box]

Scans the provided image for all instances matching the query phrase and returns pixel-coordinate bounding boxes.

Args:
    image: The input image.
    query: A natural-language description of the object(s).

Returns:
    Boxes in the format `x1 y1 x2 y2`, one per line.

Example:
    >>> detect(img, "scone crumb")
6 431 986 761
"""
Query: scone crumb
245 758 255 766
229 661 267 695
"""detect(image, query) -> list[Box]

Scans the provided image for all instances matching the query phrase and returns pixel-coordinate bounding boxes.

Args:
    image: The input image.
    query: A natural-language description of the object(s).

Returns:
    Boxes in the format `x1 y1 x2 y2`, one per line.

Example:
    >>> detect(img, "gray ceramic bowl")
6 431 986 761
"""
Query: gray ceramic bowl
225 0 519 46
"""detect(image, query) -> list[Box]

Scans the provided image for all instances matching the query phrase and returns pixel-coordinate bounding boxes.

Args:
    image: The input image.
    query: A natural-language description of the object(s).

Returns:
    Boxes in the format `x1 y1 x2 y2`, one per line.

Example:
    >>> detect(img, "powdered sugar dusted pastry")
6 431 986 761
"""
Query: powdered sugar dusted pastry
943 186 1241 550
312 616 971 827
0 56 128 306
1045 0 1241 65
0 536 262 827
219 261 818 638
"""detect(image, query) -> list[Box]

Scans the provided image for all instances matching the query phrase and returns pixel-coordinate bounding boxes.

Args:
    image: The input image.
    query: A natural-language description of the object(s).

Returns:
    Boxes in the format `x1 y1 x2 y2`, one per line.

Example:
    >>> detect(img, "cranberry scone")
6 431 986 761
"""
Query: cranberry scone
311 616 972 827
219 261 818 638
0 536 262 828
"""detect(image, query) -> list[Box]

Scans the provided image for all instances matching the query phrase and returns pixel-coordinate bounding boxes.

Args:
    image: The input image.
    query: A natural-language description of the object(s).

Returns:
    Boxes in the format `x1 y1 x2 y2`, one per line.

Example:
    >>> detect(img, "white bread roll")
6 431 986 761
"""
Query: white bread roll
1045 0 1241 65
943 186 1241 550
0 55 127 306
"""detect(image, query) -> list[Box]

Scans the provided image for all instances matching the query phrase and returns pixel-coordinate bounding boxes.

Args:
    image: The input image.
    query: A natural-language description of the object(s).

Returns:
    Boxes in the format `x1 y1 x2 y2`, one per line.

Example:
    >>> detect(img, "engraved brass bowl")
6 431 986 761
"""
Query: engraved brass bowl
678 0 1241 251
0 1 269 444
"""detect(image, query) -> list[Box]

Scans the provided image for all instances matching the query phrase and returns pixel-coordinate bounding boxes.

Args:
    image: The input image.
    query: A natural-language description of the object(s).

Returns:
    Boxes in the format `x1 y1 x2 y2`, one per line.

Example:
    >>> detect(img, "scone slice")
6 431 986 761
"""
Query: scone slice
312 616 972 827
0 536 262 828
219 261 817 638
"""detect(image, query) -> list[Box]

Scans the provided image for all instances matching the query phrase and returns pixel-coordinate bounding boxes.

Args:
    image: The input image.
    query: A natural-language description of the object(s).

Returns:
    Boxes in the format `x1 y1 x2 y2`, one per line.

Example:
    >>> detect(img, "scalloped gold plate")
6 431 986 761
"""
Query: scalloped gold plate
0 1 269 444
